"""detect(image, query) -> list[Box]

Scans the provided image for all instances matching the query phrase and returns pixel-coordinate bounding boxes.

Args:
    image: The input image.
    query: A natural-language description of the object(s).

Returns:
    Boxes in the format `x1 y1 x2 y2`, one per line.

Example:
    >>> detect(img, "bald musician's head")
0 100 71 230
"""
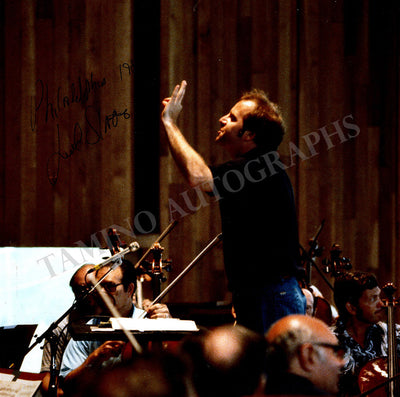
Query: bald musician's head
265 314 345 395
181 325 267 397
69 263 100 315
70 264 95 291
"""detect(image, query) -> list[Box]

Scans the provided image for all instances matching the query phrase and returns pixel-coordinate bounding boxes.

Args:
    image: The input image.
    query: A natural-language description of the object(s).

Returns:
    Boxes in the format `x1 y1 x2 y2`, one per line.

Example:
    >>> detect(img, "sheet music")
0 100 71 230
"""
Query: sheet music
91 318 198 332
0 374 41 397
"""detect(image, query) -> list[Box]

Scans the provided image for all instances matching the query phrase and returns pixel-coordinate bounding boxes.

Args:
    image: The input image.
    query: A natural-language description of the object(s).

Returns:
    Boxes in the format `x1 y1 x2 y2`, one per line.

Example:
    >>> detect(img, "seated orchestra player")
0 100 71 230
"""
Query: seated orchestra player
73 350 197 397
46 260 170 395
264 314 346 396
179 324 267 397
302 288 315 317
300 283 338 326
332 271 400 396
40 264 97 396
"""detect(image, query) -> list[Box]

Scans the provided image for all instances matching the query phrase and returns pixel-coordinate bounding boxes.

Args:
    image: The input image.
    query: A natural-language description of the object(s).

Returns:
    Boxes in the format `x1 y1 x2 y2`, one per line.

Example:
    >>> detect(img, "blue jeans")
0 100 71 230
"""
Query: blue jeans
232 276 306 334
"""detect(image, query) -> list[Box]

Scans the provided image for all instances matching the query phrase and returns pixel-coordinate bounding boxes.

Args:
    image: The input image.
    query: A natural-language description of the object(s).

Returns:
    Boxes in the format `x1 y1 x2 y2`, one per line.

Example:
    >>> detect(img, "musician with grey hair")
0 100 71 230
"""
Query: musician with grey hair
265 314 345 395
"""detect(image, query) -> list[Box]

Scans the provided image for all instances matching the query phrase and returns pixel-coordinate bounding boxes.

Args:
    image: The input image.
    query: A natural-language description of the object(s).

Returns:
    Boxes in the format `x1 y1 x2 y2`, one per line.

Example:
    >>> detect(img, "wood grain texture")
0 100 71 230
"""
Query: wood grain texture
1 0 399 305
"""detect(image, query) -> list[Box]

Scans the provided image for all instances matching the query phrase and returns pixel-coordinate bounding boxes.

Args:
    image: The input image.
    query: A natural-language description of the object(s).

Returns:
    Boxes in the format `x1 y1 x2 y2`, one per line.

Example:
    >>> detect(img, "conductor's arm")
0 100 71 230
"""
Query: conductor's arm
161 80 213 192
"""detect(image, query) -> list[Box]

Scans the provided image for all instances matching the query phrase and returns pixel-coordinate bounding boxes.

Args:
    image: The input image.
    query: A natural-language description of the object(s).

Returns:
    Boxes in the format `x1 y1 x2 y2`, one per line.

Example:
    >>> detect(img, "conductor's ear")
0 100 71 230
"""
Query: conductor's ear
238 129 255 141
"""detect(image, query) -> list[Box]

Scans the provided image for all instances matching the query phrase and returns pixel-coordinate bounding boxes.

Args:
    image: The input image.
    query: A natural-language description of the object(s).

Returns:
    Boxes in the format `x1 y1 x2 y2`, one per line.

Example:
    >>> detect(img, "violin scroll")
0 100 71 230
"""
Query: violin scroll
107 228 127 255
382 283 398 304
322 243 352 277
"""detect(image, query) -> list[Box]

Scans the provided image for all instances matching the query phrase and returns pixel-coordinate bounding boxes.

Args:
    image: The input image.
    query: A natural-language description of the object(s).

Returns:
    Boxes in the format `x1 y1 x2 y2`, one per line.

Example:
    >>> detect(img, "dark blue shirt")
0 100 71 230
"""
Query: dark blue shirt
210 148 302 292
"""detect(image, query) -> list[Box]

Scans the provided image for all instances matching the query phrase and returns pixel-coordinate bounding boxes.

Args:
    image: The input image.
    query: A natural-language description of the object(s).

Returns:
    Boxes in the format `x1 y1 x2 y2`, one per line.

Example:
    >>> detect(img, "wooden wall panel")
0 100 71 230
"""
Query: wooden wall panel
20 2 37 245
4 0 23 246
51 0 71 246
159 0 228 303
1 0 135 249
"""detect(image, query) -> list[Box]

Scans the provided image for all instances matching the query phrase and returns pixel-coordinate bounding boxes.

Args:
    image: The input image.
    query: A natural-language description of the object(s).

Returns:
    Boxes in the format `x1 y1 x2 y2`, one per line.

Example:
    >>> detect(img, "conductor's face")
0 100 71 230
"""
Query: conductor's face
216 100 256 157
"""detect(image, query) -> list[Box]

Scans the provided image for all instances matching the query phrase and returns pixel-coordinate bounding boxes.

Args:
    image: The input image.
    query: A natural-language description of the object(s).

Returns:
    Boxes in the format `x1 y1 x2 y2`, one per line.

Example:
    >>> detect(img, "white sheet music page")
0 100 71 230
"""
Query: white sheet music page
0 374 41 397
92 318 199 332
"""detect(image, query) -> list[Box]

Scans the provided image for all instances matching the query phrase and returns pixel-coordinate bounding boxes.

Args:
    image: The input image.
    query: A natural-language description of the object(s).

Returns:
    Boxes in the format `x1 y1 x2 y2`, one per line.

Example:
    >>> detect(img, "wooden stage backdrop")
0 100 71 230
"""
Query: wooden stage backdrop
0 0 399 307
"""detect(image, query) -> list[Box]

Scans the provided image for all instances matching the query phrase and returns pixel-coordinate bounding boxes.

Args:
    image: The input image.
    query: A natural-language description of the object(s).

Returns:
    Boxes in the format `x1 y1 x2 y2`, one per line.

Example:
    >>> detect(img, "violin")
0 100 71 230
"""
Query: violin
300 282 335 326
358 283 399 397
133 242 172 304
132 220 177 308
323 243 352 277
313 295 334 326
300 225 347 326
148 242 168 299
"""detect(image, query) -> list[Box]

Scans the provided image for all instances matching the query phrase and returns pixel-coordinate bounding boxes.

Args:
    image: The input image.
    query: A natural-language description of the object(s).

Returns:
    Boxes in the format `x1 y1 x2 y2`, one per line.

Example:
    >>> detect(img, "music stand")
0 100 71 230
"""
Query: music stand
0 324 37 370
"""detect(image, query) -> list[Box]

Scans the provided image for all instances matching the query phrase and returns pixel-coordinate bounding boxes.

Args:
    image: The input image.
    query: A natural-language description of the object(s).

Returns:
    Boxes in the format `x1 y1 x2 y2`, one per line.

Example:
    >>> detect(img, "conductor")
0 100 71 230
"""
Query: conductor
161 81 306 333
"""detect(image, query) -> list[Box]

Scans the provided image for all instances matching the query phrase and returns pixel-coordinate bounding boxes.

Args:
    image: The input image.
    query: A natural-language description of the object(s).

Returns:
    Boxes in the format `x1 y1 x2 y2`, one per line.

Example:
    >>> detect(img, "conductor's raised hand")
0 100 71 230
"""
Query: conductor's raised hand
161 80 187 124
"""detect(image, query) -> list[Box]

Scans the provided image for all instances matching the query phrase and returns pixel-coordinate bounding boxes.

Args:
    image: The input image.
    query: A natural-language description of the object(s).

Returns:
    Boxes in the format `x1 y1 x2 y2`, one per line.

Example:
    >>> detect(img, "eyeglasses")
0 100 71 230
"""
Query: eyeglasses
100 282 123 293
312 342 345 359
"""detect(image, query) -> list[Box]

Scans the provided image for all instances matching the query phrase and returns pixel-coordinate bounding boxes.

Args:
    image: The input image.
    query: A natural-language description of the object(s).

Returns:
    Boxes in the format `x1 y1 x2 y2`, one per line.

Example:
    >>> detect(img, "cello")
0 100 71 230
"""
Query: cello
358 283 399 397
301 239 352 326
138 242 171 301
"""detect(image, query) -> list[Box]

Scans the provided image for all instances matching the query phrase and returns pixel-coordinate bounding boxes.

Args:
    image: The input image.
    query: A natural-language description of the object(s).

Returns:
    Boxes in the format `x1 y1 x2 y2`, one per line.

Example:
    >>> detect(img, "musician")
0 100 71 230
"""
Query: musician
265 314 346 395
332 271 400 395
40 263 97 396
59 260 170 391
161 80 305 334
180 324 267 397
73 350 196 397
301 284 338 325
302 288 315 316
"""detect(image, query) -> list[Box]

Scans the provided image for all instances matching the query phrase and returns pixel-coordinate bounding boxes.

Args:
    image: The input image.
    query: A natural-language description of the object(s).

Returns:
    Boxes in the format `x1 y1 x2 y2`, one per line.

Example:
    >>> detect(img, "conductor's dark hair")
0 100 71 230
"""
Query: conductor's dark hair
334 271 379 321
240 89 285 151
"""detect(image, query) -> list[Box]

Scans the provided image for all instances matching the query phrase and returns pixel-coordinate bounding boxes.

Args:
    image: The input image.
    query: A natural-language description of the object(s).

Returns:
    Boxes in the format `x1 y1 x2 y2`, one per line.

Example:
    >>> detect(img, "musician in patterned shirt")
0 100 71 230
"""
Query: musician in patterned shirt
332 271 400 396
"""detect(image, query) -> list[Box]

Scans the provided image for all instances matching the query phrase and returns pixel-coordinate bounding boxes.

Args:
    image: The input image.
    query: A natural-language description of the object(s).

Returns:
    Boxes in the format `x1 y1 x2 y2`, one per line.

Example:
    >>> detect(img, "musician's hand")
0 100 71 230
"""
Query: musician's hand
85 340 125 368
142 299 171 319
161 80 187 124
